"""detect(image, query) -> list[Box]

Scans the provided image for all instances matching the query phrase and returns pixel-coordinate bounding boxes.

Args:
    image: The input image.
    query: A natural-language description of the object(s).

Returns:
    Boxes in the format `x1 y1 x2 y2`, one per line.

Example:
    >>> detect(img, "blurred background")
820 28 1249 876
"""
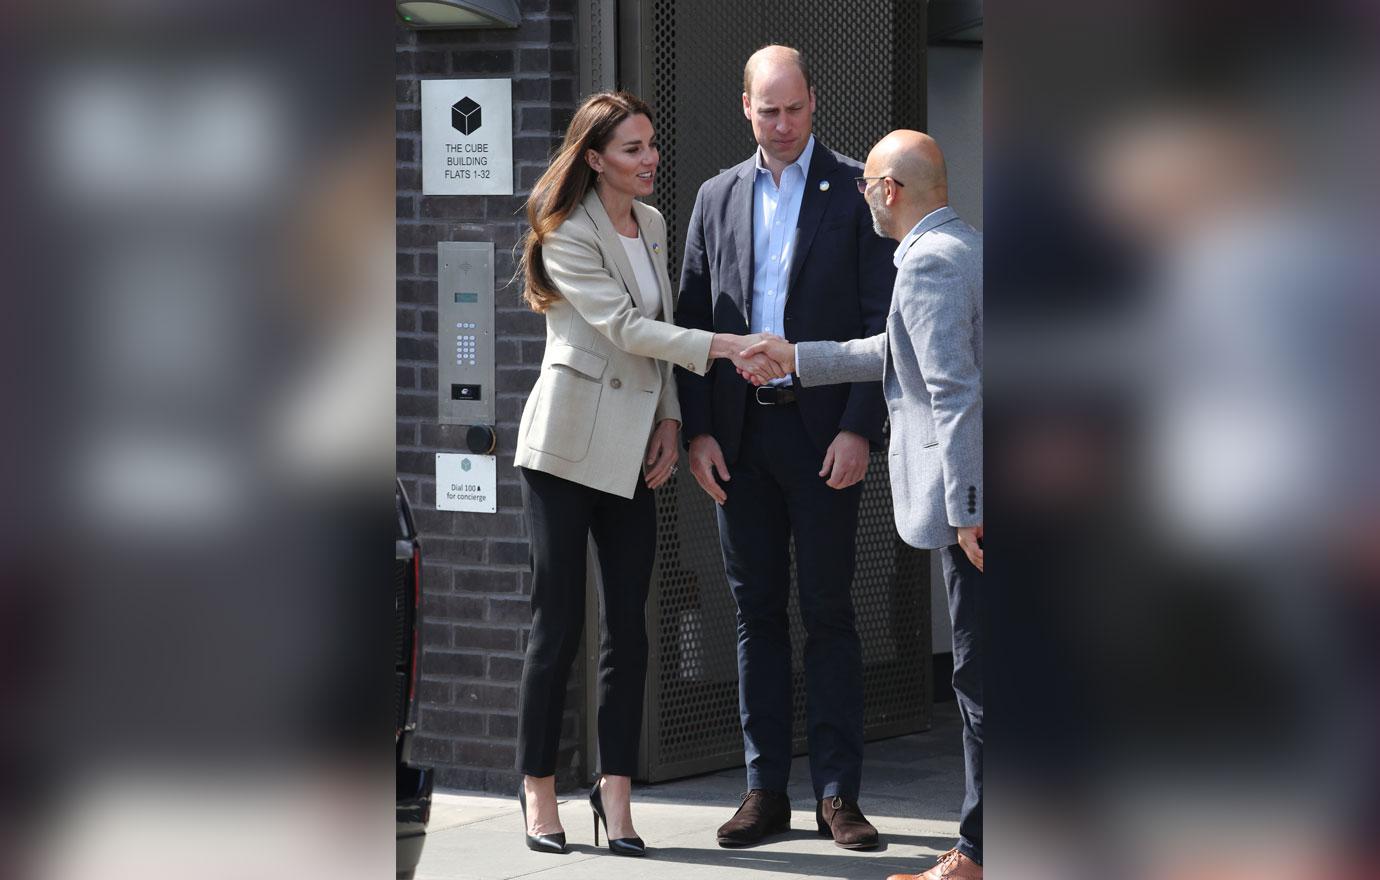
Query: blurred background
985 0 1379 877
2 2 395 879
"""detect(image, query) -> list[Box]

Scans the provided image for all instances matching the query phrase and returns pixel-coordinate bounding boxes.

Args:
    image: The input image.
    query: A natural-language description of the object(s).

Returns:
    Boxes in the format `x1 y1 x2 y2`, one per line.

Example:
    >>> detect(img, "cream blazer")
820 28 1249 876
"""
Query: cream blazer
515 191 713 498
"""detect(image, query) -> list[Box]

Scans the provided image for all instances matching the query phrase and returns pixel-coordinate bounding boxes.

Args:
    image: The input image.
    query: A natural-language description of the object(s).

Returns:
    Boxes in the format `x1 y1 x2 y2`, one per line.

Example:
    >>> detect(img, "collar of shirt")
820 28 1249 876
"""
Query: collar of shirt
753 134 816 184
893 205 957 267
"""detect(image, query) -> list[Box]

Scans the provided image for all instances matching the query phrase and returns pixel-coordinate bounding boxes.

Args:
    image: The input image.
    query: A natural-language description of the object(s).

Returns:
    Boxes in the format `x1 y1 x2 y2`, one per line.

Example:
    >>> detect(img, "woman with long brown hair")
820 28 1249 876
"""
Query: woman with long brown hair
512 91 768 857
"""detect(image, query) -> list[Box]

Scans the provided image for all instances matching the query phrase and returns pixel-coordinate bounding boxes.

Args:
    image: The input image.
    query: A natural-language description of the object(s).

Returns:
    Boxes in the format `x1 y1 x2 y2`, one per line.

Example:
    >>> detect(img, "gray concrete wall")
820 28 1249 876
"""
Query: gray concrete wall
926 42 983 654
927 44 983 231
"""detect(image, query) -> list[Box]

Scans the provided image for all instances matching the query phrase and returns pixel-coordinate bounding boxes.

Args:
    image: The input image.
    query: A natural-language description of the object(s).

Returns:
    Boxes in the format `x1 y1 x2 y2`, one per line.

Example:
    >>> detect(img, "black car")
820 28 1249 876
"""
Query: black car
396 480 432 879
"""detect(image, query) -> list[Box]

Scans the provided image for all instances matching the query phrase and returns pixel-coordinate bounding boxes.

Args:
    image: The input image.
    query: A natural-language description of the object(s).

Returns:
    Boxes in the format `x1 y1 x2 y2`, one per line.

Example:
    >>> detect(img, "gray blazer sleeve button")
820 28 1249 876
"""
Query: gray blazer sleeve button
610 378 622 389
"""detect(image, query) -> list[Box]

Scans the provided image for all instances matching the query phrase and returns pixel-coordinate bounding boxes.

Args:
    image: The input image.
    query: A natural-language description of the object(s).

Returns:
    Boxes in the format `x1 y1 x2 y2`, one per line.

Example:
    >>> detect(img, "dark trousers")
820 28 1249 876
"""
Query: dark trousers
942 543 984 864
515 467 655 778
716 402 865 800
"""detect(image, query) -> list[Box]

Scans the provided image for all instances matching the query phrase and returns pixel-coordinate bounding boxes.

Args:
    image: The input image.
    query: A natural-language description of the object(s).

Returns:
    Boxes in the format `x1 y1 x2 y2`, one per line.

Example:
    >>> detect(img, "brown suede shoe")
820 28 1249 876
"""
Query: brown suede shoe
815 795 879 850
716 789 791 847
886 847 983 880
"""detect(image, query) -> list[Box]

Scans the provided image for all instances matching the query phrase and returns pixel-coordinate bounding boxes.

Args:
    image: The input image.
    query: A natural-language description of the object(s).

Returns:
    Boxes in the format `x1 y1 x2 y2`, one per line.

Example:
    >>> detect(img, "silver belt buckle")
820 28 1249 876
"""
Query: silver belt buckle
755 385 792 405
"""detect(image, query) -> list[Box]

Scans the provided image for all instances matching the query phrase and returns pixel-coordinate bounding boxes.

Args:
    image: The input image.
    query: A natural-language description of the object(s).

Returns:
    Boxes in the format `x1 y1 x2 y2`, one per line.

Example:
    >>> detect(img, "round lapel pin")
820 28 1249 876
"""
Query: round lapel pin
652 242 661 254
819 180 830 192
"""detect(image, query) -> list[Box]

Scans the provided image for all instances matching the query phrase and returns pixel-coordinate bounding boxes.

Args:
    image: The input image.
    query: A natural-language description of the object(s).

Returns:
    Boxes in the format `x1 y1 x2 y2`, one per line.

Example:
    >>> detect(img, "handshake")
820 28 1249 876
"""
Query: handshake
711 332 796 386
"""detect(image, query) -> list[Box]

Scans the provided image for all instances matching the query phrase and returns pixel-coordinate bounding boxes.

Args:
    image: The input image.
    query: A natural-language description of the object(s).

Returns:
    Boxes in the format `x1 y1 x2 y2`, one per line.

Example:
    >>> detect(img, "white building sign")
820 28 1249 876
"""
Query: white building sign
435 453 497 513
422 78 513 196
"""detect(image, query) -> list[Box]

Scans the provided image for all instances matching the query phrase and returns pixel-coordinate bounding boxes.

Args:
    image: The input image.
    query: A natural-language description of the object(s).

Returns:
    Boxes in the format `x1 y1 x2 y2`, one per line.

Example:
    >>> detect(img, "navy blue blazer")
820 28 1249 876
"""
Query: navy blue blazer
675 143 895 462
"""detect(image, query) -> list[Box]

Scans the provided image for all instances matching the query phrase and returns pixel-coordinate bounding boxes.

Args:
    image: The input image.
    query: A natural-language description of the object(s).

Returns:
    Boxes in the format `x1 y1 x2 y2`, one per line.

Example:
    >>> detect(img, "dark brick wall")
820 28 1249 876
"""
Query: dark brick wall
395 1 582 793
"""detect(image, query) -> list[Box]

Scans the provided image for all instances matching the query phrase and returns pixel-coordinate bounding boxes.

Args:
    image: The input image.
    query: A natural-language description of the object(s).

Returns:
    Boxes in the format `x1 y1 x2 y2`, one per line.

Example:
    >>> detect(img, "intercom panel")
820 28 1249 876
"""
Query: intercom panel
437 241 495 426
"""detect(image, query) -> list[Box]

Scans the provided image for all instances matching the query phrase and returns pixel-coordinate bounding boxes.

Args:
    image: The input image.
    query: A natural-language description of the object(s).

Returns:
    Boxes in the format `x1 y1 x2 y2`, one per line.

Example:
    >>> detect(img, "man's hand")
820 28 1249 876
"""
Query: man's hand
688 434 730 505
643 419 681 489
956 525 984 572
710 333 780 384
738 334 795 386
819 430 870 490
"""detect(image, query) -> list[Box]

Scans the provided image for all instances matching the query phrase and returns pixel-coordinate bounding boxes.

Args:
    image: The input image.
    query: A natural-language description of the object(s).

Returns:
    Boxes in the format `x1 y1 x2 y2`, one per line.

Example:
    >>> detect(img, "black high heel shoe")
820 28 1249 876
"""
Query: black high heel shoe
518 783 567 854
589 778 647 857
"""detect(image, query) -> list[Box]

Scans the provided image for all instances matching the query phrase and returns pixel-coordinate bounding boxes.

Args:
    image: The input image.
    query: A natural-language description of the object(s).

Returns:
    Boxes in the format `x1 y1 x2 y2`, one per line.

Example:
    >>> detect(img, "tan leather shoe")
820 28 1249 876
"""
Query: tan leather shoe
886 847 983 880
816 795 879 850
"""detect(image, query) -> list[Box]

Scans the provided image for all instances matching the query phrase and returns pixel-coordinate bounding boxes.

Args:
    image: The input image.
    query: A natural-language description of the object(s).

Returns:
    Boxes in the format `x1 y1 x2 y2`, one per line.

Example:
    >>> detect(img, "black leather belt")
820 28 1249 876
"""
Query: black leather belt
754 384 798 405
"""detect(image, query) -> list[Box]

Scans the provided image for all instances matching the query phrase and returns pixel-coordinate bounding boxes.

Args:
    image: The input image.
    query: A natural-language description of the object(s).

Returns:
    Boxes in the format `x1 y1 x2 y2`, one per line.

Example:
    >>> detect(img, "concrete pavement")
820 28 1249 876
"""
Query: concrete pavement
414 702 965 880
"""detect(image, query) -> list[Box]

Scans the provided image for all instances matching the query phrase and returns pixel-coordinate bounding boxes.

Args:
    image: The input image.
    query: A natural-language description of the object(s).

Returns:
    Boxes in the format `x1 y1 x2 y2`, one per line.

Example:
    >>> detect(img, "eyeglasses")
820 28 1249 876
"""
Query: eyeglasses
854 176 905 194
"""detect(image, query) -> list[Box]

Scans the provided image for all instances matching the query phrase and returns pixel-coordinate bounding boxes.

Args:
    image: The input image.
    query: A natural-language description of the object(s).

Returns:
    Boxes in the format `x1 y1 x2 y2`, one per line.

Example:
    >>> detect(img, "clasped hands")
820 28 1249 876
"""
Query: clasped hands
712 332 795 385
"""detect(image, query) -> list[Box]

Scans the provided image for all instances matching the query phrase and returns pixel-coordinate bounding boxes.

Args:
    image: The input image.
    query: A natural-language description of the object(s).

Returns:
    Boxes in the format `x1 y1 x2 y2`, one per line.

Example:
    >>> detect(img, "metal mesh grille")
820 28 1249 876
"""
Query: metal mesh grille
647 458 742 764
395 554 415 732
647 444 930 779
636 0 929 782
395 556 411 666
646 0 926 274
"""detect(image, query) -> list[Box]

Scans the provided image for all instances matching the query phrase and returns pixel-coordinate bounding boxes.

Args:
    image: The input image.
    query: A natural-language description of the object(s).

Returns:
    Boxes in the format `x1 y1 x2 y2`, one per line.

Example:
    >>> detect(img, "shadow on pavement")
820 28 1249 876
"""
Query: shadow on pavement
620 840 953 876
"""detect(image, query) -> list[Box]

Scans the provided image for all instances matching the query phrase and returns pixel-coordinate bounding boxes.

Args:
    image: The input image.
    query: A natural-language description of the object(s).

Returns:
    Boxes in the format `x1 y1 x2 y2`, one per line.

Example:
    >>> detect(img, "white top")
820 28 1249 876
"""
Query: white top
751 135 816 387
618 232 661 320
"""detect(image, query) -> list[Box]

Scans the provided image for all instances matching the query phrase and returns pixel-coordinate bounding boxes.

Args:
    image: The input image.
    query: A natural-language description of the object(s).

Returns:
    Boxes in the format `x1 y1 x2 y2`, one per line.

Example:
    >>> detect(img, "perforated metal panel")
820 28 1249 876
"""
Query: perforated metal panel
643 448 931 781
635 0 927 273
603 0 931 783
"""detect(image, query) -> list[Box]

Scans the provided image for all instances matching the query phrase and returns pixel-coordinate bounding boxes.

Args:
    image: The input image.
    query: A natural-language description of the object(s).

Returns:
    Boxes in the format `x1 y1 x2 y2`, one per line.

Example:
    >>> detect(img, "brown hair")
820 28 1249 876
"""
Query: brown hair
519 91 654 312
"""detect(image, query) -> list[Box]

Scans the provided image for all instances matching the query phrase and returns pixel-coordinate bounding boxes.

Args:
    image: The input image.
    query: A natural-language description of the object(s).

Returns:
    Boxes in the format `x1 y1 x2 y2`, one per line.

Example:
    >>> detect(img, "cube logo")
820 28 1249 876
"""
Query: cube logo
452 97 481 135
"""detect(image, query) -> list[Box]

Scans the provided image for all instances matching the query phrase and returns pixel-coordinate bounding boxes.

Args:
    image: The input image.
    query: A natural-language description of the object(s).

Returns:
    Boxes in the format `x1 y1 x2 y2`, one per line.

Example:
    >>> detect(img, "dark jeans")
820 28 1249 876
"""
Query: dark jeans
716 402 865 800
515 467 655 778
942 543 984 865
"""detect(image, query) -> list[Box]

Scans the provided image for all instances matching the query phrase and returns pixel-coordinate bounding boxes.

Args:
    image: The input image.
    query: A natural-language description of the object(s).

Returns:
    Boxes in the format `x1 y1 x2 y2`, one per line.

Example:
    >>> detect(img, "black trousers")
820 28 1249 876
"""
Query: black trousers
716 402 866 800
515 467 655 778
942 543 984 864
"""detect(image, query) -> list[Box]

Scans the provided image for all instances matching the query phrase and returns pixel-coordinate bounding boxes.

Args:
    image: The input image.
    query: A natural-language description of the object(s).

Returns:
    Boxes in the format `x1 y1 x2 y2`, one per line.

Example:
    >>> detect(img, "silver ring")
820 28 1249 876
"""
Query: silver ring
670 465 680 475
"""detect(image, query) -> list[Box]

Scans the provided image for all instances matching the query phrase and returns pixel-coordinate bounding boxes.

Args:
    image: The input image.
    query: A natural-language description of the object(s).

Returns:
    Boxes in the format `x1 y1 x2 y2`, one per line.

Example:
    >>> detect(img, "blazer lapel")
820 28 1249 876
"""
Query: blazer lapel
786 144 839 293
729 163 756 317
582 190 637 303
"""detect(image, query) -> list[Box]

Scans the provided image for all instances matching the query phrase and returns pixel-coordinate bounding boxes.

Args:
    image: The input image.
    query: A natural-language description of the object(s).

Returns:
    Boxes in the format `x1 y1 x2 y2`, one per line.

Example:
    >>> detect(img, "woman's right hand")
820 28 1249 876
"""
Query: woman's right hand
710 333 789 383
737 334 796 385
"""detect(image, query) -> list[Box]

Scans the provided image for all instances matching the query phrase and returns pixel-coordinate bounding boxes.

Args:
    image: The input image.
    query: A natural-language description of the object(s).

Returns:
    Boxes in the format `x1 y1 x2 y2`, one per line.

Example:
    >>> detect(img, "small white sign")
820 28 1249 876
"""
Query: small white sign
435 453 497 513
422 78 513 196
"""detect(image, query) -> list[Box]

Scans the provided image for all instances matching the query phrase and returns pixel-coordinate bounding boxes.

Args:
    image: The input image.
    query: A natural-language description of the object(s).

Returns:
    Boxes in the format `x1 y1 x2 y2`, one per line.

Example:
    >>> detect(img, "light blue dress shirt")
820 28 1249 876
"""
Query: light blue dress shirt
751 136 816 385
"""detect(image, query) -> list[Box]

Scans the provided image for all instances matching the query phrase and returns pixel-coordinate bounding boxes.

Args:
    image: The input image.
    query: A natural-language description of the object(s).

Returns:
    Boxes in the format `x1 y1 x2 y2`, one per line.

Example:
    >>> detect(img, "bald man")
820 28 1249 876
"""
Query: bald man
674 45 894 850
744 131 984 879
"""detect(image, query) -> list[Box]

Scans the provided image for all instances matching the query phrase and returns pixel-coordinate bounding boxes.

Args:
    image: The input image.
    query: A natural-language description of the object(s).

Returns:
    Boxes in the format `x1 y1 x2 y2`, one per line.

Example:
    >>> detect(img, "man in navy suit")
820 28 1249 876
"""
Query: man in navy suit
675 45 894 850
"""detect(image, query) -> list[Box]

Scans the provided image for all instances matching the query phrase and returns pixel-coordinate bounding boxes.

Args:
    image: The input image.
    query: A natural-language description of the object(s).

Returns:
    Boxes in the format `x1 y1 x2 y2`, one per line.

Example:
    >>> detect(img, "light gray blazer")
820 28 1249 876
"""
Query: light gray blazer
795 206 982 549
